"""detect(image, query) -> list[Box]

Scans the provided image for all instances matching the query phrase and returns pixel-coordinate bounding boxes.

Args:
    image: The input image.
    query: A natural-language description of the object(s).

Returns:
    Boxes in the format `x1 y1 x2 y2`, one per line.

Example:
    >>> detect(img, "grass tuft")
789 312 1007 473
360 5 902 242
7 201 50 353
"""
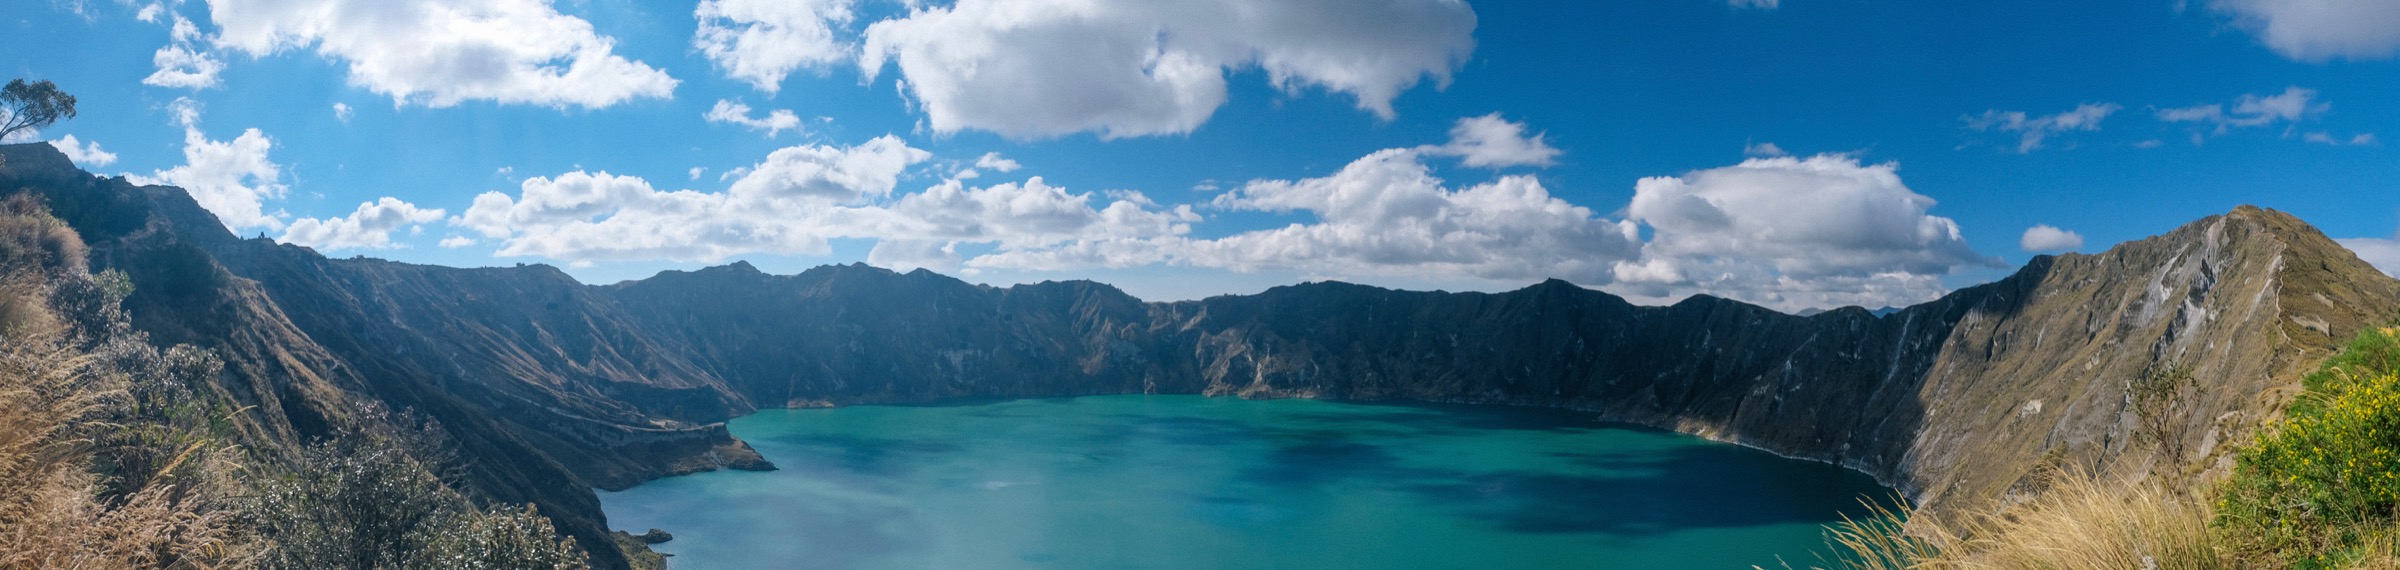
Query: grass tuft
1796 472 2226 570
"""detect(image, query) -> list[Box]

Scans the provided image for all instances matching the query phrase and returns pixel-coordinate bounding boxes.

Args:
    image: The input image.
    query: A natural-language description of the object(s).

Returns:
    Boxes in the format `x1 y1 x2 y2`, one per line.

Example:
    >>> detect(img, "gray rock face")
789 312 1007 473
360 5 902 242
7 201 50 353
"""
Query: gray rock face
4 141 2395 567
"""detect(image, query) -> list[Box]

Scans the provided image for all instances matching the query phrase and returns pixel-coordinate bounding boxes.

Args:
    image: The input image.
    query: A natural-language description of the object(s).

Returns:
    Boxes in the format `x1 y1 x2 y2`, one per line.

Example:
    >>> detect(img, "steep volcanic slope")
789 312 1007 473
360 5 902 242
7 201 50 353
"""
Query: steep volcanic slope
1135 207 2397 509
596 207 2399 512
1881 206 2400 508
1128 278 1982 492
604 263 1178 407
0 143 762 569
195 247 770 489
6 141 2397 564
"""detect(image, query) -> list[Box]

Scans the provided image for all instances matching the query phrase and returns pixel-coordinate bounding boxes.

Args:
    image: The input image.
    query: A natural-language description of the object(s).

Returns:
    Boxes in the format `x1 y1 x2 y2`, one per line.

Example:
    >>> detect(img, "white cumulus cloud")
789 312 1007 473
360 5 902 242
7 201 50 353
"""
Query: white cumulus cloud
453 137 1194 267
2156 86 2327 136
143 17 225 89
49 135 117 168
1423 113 1559 168
859 0 1477 139
704 99 804 138
281 197 445 250
694 0 856 93
2210 0 2400 61
1618 154 1995 308
445 120 1992 311
127 100 289 230
1153 148 1635 282
868 239 960 273
201 0 678 109
2304 132 2377 146
144 45 225 89
972 148 1991 311
458 170 769 261
1963 103 2121 153
893 178 1196 252
2338 237 2400 278
974 152 1021 173
725 135 929 202
2020 224 2084 252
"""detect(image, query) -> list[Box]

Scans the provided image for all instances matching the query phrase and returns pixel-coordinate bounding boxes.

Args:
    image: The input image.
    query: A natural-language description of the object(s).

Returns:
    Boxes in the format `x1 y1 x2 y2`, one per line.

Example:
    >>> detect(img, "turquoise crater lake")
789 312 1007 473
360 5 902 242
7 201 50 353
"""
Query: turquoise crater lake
602 395 1892 569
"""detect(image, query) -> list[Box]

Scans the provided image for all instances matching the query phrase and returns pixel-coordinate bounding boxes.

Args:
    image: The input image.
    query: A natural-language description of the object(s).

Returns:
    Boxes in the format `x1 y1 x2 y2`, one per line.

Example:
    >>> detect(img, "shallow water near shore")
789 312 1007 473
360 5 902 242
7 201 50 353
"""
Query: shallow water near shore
601 395 1893 569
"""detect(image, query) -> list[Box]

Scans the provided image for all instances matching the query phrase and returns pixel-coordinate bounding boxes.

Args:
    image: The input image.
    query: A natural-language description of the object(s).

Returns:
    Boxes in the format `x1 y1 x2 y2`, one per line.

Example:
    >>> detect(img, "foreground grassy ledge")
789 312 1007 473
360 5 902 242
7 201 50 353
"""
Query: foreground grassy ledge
1812 327 2400 569
0 198 593 568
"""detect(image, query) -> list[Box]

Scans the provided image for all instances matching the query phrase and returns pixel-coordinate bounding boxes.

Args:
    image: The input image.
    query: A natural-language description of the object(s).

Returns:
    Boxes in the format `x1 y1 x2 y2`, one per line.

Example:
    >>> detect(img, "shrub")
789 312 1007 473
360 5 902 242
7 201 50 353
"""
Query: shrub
247 423 589 570
0 193 595 569
0 312 242 568
2218 327 2400 566
0 191 245 569
426 504 589 570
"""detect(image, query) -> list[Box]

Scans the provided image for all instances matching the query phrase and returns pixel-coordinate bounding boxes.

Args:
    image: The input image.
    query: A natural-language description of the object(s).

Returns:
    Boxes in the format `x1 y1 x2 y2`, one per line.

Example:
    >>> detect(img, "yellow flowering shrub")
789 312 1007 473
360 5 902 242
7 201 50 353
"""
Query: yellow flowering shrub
2219 327 2400 566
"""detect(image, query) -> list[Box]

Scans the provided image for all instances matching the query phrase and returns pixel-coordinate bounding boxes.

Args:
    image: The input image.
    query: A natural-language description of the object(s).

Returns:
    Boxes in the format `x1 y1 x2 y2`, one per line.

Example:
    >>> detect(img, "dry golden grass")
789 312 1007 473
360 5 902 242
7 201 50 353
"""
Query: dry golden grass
0 201 243 569
2350 533 2400 570
0 331 242 569
1800 472 2230 570
1805 500 1950 570
0 193 87 276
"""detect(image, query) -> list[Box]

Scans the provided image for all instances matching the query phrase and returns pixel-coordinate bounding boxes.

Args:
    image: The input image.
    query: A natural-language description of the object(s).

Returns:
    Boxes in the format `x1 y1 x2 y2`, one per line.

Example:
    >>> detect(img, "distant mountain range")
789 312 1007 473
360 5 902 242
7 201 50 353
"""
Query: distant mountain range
1796 306 1903 317
5 142 2395 569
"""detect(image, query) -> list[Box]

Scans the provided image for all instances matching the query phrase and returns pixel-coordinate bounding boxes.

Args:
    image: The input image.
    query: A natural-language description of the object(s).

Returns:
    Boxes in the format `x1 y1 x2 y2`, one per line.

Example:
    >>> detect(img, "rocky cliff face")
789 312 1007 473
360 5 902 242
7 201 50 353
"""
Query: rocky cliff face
1178 206 2400 510
4 142 2394 566
598 214 2395 511
0 144 767 570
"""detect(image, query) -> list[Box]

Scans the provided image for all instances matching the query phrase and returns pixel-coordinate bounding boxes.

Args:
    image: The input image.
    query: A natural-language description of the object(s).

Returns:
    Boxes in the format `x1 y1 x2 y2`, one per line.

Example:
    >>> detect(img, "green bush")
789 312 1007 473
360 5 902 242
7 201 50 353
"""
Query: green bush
426 504 588 570
247 422 590 570
2219 327 2400 566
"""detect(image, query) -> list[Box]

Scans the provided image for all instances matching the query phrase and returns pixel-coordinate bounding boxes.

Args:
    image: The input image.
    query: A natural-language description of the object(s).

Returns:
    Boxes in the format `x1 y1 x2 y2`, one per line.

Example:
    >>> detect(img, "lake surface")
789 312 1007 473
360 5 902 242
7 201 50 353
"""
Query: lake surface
602 395 1894 569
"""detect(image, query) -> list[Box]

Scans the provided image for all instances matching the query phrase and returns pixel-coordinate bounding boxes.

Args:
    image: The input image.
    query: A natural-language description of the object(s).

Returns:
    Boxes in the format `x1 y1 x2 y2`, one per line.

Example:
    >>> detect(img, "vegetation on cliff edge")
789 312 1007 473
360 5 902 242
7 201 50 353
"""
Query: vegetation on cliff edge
0 194 593 568
1806 326 2400 569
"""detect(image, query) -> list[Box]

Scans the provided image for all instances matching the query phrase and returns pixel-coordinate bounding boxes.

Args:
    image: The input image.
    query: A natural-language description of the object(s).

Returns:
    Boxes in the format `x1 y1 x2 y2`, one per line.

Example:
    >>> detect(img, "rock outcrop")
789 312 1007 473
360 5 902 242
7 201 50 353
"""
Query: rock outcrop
4 141 2394 567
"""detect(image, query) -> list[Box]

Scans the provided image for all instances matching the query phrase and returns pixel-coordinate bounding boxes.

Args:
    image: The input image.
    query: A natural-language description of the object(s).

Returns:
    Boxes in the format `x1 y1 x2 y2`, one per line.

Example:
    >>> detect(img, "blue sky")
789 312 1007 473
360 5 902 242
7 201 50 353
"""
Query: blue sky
5 0 2398 310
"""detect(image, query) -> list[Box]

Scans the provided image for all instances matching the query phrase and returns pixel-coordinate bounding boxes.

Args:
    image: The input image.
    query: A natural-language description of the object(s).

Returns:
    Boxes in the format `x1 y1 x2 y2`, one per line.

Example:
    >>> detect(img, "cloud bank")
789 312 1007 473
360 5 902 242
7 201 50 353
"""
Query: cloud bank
2210 0 2400 61
450 116 1991 310
49 135 116 168
453 135 1190 265
2341 237 2400 278
142 17 224 89
1614 154 1994 308
2020 225 2084 252
858 0 1477 138
128 100 288 230
202 0 677 108
282 197 445 250
694 0 856 94
1425 113 1560 168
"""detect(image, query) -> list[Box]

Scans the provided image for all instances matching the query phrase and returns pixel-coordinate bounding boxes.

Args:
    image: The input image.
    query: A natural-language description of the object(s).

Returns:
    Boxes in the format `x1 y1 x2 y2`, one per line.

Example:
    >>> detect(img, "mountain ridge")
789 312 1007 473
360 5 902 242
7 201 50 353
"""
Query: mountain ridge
5 142 2395 568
